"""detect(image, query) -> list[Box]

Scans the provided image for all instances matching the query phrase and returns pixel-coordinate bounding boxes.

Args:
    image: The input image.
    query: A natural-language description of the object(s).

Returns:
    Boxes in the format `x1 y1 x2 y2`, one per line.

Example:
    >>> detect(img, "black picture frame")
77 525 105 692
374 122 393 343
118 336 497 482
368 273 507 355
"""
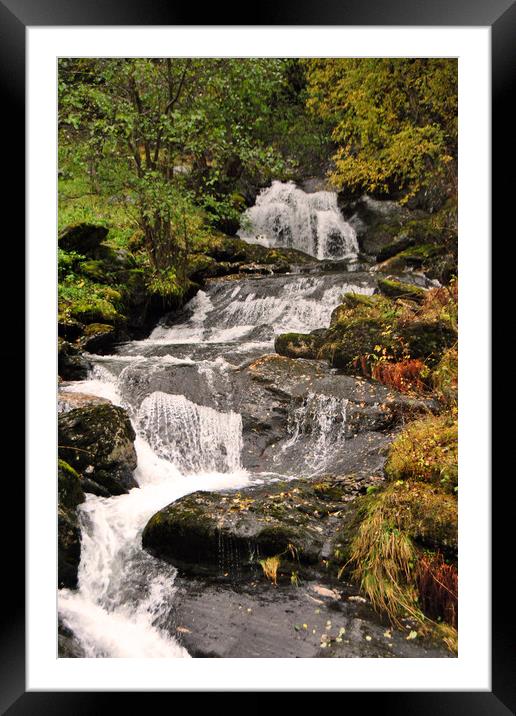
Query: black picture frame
2 0 508 710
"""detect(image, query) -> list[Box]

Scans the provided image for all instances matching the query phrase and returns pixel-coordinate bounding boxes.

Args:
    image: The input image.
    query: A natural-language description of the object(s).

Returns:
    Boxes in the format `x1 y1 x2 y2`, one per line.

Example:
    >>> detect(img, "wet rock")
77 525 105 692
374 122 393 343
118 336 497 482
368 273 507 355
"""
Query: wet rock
58 390 111 414
58 460 85 589
80 323 117 354
142 478 364 578
58 318 84 342
58 223 109 254
169 577 451 659
341 195 418 257
58 402 138 496
58 620 86 658
58 339 90 381
120 352 433 477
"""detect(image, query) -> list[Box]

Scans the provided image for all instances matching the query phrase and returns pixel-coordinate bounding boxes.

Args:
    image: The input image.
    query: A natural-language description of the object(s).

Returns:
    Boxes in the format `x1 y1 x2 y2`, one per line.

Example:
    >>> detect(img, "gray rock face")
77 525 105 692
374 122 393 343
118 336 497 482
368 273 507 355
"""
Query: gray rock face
118 352 433 478
58 402 138 496
169 578 451 659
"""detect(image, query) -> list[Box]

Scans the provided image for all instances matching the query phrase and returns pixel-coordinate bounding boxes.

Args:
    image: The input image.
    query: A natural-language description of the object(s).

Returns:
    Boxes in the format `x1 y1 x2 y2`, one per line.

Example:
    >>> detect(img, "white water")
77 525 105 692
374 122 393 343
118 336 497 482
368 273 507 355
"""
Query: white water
59 269 377 658
59 374 249 658
149 275 374 345
137 392 243 474
283 393 349 472
238 180 358 260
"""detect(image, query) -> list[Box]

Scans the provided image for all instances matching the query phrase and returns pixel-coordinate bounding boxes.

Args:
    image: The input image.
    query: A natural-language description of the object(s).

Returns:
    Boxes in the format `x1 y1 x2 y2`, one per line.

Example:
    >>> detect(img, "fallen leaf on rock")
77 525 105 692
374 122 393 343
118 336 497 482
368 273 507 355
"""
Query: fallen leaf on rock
312 585 340 599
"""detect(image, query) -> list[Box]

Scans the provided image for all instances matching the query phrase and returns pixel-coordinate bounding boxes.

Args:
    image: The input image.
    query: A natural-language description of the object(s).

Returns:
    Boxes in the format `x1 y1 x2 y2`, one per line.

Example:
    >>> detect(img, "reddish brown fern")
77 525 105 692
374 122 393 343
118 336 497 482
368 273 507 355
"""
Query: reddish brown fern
372 359 427 394
416 552 458 628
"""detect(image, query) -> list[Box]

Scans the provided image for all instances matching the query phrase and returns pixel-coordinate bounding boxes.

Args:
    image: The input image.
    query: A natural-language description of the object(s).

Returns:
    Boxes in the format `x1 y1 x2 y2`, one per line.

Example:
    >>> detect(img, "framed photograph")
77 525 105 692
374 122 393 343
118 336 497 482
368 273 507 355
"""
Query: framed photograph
2 0 507 709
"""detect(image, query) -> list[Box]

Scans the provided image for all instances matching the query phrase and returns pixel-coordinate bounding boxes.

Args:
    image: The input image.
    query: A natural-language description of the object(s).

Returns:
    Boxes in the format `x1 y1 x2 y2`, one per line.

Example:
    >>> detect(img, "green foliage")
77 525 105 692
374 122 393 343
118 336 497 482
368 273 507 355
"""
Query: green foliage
305 59 457 203
385 413 458 493
58 276 124 325
58 248 85 282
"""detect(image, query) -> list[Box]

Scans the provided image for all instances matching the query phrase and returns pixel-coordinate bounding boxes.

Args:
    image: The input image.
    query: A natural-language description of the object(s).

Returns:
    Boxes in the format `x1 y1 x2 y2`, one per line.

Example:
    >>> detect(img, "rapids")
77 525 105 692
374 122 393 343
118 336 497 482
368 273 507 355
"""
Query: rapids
58 266 379 657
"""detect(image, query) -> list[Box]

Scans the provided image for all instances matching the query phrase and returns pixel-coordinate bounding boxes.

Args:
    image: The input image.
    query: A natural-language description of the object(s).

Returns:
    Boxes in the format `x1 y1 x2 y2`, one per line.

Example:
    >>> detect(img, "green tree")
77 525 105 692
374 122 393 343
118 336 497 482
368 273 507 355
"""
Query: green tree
305 59 457 204
58 58 292 273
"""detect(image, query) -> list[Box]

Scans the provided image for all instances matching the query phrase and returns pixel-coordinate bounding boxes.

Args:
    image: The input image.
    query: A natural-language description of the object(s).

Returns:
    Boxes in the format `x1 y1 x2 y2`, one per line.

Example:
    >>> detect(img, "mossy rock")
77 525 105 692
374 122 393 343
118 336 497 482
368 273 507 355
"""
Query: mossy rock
376 236 417 263
142 478 356 579
398 319 457 366
78 259 111 283
69 297 123 326
321 317 391 371
58 459 85 510
58 459 85 589
59 223 109 254
81 323 117 353
202 235 313 267
58 402 138 495
377 278 426 303
82 322 113 338
274 332 323 359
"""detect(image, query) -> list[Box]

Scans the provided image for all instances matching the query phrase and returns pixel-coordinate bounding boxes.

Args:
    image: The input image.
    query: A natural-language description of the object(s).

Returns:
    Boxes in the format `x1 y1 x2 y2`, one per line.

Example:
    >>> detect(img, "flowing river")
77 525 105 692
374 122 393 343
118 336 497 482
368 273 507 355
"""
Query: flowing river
58 183 437 658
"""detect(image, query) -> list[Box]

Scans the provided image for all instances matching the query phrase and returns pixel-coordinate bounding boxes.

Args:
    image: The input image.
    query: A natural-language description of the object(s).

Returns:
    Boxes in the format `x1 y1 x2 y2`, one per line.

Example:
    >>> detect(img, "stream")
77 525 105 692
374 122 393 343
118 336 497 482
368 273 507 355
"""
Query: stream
58 183 441 658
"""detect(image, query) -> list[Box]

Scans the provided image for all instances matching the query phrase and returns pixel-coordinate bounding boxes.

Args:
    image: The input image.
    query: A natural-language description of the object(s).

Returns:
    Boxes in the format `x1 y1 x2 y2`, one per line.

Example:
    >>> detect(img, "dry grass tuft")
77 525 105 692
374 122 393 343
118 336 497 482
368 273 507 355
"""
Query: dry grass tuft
259 555 281 585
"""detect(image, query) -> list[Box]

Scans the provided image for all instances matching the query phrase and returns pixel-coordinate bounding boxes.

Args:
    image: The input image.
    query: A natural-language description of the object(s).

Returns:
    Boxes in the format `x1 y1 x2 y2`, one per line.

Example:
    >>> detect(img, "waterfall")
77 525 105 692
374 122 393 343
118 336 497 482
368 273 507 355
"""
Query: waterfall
283 392 349 472
137 392 243 474
58 257 379 658
238 180 358 260
58 378 248 658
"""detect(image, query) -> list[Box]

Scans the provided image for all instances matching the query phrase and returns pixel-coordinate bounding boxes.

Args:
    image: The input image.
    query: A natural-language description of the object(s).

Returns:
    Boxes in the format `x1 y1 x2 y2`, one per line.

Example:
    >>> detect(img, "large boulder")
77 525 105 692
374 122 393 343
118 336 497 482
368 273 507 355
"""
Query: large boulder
58 223 108 254
58 401 138 495
142 478 367 579
58 459 85 589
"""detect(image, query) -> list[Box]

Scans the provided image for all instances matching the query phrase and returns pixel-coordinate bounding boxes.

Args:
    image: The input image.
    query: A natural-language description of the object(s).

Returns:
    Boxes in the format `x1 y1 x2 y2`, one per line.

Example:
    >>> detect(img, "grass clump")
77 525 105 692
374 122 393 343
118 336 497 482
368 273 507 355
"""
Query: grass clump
341 481 458 650
385 413 458 493
432 346 458 406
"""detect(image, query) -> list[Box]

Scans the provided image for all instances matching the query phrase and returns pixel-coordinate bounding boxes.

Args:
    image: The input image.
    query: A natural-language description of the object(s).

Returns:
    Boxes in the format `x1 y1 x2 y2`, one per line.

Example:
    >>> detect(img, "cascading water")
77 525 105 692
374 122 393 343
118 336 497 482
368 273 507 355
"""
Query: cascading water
58 265 379 658
137 392 243 474
282 393 349 473
238 180 359 260
58 374 248 657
